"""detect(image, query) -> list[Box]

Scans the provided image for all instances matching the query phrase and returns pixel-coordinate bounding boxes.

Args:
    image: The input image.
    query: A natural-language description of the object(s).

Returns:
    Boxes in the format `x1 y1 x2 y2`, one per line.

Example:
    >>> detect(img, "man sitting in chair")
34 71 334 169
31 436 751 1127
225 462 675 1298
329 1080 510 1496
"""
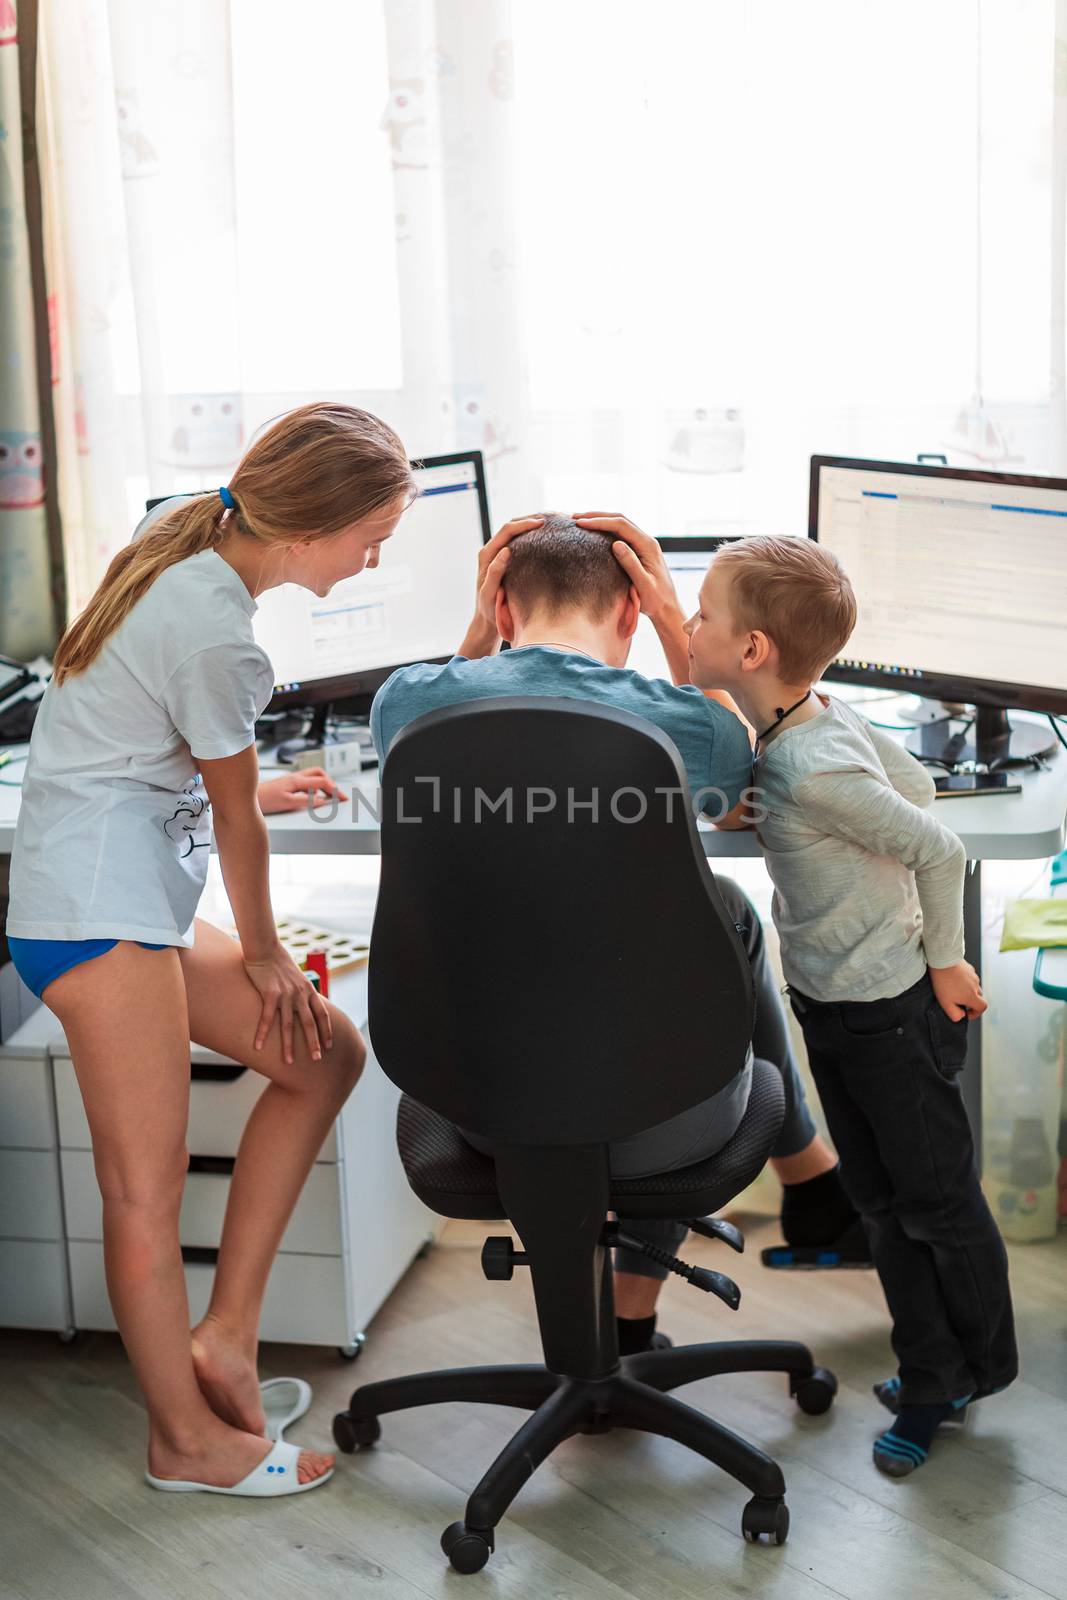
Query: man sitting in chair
370 511 868 1354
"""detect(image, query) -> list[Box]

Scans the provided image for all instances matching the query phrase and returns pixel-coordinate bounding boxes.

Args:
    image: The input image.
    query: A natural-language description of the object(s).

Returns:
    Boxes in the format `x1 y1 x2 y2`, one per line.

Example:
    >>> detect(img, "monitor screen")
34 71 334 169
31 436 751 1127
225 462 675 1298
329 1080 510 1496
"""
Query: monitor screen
625 542 719 681
810 456 1067 713
254 452 490 702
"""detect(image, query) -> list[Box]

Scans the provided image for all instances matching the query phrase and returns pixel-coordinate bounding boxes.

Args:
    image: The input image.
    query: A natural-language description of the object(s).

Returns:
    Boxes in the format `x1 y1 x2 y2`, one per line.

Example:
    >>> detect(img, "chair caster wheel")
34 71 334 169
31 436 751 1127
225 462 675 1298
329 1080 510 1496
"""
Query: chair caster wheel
441 1520 494 1573
792 1365 838 1416
332 1411 381 1452
742 1496 789 1545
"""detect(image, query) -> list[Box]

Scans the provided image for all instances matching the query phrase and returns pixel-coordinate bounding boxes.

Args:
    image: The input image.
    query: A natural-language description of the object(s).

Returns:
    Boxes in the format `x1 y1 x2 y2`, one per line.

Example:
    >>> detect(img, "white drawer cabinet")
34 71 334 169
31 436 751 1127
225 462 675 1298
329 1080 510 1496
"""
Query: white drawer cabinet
0 1002 74 1334
0 1240 71 1330
53 1053 339 1161
0 1051 59 1149
0 962 441 1351
61 1149 345 1256
0 1148 64 1239
67 1241 352 1346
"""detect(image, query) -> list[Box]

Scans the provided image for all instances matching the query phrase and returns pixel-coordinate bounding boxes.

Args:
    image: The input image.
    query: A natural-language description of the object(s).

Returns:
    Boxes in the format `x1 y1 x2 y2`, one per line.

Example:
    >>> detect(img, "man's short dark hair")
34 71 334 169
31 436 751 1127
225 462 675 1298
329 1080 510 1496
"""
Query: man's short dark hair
504 513 629 620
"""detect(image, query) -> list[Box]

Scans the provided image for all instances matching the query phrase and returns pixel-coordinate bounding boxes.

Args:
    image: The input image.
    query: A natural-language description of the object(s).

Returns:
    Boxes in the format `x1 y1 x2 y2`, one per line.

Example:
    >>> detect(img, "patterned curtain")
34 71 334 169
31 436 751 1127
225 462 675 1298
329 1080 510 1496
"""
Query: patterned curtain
0 0 60 657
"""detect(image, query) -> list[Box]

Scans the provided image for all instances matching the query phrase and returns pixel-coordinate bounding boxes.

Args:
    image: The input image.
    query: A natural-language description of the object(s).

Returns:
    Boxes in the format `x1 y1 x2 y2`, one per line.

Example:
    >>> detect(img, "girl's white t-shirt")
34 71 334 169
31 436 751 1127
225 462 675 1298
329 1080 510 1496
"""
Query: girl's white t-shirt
6 550 275 945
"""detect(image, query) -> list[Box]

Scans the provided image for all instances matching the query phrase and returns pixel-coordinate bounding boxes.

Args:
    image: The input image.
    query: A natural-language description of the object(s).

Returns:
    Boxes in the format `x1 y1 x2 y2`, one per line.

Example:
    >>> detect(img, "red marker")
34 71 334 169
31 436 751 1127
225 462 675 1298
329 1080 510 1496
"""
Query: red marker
305 948 330 998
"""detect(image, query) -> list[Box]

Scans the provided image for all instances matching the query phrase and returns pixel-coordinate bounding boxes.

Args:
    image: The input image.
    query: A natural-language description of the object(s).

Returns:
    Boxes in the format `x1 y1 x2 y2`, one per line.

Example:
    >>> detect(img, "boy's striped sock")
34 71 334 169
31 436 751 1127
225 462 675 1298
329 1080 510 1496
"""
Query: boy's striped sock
874 1375 972 1425
873 1394 972 1477
873 1376 903 1414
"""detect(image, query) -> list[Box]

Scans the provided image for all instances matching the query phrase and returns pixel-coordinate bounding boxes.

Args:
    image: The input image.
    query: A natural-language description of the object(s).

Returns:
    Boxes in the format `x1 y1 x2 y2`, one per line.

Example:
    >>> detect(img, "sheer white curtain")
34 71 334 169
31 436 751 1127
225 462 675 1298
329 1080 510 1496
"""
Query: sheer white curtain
36 0 1067 617
513 0 1066 532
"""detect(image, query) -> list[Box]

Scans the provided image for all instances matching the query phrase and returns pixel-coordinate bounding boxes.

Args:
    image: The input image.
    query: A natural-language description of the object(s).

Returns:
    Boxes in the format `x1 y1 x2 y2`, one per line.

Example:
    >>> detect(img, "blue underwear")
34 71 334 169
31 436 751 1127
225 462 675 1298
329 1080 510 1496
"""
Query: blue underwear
8 937 169 999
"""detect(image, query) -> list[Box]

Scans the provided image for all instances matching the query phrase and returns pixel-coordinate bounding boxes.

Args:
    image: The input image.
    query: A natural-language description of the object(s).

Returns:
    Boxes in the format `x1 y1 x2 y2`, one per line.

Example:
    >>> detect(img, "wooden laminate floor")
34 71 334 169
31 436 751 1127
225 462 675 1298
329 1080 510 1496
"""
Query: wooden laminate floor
2 1215 1066 1600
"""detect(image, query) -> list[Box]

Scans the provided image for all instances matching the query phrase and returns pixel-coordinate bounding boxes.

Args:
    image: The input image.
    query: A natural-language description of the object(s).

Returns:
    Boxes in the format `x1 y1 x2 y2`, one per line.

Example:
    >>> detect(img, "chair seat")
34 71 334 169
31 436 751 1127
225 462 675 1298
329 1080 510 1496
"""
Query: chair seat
396 1057 786 1222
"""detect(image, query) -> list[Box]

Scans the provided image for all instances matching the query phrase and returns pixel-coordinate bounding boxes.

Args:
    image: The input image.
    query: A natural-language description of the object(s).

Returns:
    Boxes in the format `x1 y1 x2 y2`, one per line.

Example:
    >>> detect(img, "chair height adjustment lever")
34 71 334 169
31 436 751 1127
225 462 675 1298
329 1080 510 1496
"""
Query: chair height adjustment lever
609 1227 741 1310
687 1216 745 1253
481 1236 529 1282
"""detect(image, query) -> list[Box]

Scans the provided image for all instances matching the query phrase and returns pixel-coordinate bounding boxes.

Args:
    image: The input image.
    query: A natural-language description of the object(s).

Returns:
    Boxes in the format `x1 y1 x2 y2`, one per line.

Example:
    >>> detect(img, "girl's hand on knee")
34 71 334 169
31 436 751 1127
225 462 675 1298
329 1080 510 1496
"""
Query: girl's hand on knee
242 945 333 1064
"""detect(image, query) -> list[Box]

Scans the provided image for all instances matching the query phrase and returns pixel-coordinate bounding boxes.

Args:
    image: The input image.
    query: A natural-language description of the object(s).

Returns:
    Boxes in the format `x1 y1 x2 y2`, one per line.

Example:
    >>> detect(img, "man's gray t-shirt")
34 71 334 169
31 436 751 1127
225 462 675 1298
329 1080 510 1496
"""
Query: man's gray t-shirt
371 645 753 816
369 644 756 1178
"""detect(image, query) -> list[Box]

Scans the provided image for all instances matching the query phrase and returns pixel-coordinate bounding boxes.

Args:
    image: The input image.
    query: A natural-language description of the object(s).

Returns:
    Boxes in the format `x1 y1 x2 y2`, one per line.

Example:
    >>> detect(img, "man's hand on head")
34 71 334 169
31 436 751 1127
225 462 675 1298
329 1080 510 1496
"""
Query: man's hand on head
457 514 544 659
573 512 691 685
572 513 682 629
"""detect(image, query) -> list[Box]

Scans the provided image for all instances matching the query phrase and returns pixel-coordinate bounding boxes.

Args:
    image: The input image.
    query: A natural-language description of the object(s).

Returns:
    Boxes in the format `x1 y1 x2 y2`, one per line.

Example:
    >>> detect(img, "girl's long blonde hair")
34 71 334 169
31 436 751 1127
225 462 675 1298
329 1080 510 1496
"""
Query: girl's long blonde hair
52 403 415 685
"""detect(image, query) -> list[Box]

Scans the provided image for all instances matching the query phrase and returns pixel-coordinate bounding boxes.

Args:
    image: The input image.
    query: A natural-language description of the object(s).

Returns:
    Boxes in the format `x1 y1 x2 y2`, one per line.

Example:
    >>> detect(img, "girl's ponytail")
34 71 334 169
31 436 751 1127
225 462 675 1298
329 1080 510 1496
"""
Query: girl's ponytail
52 404 414 686
52 494 224 684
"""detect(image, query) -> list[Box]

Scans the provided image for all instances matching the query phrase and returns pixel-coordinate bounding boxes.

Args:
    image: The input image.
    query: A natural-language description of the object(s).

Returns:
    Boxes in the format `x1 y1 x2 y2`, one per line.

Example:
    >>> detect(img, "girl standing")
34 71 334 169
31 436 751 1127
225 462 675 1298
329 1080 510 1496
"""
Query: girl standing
6 403 416 1497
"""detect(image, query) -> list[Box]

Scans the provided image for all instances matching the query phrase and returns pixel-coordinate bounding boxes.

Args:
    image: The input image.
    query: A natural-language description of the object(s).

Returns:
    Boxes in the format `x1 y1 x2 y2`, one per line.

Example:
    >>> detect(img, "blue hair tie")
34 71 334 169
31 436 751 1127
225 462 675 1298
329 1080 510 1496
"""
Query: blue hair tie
219 485 236 510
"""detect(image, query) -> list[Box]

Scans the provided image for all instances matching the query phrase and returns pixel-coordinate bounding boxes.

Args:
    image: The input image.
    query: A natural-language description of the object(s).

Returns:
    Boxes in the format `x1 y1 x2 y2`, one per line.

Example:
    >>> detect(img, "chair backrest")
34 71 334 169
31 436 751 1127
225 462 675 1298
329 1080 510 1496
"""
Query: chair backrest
368 697 755 1148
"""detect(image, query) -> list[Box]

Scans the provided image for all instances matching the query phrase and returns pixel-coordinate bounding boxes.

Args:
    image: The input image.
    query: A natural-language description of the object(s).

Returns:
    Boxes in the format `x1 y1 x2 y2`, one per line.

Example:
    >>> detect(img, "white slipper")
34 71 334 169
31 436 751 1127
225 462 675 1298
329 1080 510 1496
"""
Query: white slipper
145 1438 332 1497
260 1376 312 1442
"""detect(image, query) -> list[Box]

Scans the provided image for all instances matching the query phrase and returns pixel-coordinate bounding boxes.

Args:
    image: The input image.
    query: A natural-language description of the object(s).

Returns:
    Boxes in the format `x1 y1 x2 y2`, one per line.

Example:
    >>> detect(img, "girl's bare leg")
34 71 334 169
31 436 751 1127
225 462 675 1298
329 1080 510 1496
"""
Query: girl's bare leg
178 919 365 1434
44 943 332 1486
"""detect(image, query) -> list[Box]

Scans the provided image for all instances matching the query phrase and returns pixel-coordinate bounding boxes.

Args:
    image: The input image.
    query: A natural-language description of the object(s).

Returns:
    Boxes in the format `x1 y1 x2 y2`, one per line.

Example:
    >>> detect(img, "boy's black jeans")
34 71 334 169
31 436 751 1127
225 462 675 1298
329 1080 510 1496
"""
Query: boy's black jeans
790 970 1018 1407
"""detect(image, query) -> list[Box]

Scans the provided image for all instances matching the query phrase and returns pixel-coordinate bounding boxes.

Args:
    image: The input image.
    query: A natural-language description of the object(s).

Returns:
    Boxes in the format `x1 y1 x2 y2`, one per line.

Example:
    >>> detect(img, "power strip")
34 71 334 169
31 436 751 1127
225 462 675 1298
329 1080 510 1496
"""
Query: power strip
292 740 375 777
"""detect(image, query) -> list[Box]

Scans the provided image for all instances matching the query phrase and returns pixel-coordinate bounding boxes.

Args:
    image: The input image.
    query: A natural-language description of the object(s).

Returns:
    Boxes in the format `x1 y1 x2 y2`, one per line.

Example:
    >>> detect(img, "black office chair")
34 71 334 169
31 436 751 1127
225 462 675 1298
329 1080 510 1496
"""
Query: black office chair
333 699 836 1572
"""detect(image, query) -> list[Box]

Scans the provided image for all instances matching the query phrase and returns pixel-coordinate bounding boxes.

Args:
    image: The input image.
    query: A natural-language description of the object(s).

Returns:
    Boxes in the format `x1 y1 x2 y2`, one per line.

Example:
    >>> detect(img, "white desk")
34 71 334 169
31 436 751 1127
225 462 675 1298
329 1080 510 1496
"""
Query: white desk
250 756 1067 863
1 700 1064 862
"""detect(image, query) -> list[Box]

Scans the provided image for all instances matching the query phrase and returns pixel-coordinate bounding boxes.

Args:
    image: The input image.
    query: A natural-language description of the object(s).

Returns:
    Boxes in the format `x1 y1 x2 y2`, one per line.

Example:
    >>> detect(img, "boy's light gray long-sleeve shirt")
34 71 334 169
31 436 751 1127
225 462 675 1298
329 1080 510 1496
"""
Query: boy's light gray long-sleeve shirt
753 694 966 1003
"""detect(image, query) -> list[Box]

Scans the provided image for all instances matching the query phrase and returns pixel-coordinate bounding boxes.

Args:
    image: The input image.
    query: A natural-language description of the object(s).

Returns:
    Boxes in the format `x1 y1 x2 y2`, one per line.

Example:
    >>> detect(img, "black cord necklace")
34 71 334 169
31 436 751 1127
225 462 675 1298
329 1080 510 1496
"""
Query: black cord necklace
756 689 813 748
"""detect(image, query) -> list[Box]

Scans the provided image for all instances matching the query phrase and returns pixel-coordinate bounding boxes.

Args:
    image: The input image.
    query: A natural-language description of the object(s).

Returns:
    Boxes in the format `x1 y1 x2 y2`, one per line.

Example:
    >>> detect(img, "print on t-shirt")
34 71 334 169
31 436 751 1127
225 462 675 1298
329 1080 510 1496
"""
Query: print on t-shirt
162 779 210 859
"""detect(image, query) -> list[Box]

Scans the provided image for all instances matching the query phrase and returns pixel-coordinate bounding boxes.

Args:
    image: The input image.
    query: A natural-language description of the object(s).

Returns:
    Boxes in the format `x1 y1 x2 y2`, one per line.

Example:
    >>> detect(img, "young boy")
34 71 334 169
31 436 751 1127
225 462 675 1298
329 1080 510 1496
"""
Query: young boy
685 533 1018 1476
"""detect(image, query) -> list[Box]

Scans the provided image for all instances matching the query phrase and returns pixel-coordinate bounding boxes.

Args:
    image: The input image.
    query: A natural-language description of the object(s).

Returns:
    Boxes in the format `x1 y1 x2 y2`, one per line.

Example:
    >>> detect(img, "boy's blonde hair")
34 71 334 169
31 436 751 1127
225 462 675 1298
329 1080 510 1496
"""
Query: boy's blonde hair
52 403 414 685
713 535 857 684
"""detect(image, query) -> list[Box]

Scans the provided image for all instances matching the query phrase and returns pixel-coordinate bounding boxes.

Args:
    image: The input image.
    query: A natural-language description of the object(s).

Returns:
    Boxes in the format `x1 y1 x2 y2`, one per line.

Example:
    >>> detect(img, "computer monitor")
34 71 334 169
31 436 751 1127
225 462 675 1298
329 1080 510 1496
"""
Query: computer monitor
255 450 491 714
809 455 1067 767
625 537 737 680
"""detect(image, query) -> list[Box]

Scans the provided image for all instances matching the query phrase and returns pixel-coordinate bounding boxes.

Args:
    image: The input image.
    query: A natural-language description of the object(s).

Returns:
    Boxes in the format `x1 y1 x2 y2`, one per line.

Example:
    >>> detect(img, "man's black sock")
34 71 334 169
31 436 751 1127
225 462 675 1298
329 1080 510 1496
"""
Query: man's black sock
616 1314 658 1355
779 1165 857 1247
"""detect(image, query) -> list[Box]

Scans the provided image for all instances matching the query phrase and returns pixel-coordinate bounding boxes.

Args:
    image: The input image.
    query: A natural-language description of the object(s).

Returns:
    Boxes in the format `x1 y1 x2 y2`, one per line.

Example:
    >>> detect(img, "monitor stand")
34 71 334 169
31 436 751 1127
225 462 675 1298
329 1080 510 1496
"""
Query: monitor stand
906 701 1056 771
275 701 348 765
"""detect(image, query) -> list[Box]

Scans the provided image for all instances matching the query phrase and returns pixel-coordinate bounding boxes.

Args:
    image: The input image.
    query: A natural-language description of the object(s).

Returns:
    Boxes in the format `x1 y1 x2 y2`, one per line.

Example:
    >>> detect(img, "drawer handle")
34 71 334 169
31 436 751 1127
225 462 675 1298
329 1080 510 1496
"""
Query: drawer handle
190 1063 246 1083
187 1155 236 1176
181 1245 220 1266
